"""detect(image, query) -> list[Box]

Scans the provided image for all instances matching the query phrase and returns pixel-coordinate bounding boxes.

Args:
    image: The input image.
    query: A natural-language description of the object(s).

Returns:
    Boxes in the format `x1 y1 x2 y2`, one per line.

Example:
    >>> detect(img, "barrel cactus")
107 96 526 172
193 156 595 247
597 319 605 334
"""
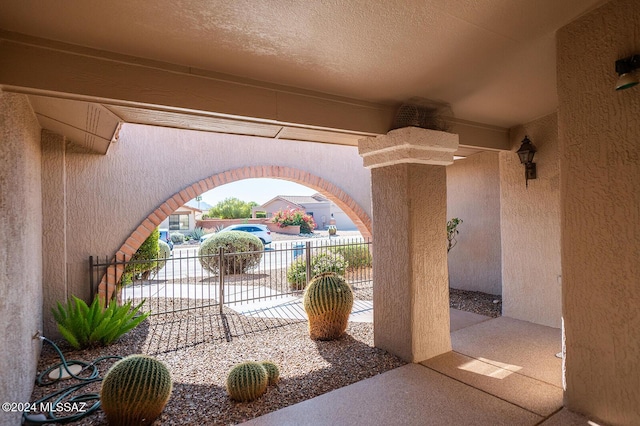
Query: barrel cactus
260 361 280 386
303 272 354 340
226 362 268 402
100 355 172 426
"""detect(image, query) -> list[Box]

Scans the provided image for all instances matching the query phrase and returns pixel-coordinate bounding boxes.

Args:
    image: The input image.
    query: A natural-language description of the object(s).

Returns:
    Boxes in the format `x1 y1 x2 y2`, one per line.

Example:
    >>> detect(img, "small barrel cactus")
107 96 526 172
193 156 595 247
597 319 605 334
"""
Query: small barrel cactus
100 355 172 426
303 272 354 340
260 361 280 386
226 362 268 402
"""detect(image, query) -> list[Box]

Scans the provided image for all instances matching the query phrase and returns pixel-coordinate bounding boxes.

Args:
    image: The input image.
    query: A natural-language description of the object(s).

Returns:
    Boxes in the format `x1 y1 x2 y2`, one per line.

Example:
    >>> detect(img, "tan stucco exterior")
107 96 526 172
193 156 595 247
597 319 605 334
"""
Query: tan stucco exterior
0 91 43 425
558 1 640 423
447 152 502 295
501 113 562 329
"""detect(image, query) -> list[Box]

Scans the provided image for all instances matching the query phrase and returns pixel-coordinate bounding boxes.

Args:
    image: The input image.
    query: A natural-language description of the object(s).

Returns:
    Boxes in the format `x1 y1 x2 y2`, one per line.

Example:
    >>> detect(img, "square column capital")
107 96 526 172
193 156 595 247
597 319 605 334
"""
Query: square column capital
358 126 459 169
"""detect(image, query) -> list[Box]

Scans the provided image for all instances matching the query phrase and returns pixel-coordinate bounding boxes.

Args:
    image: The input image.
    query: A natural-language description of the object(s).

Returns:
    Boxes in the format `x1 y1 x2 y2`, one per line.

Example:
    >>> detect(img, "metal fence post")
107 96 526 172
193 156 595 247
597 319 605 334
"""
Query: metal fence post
219 247 225 315
305 241 312 286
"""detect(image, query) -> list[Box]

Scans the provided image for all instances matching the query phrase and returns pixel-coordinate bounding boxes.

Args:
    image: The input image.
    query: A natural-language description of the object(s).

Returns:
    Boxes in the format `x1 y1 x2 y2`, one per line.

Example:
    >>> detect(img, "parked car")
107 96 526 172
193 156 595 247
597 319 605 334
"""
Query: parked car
200 224 272 245
158 228 174 250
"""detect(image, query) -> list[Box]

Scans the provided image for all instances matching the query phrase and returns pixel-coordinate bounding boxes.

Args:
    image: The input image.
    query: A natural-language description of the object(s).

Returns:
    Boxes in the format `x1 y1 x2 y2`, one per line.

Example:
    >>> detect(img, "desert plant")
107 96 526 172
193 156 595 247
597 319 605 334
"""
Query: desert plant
287 251 348 290
199 231 263 274
271 208 316 234
260 361 280 386
190 226 205 241
330 243 372 269
52 296 149 349
101 355 172 426
226 362 268 402
170 233 185 244
303 272 354 340
447 217 463 253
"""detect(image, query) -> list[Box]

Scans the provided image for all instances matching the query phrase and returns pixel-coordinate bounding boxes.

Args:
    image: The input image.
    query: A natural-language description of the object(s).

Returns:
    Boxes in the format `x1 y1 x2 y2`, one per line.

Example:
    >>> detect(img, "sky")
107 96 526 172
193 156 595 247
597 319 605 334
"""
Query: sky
197 178 317 207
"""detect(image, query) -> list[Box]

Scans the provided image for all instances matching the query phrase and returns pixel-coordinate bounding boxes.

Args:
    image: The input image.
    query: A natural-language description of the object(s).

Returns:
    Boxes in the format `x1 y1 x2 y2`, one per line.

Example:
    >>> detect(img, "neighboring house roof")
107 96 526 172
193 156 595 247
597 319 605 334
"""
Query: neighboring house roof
184 199 212 211
175 204 202 213
259 193 329 209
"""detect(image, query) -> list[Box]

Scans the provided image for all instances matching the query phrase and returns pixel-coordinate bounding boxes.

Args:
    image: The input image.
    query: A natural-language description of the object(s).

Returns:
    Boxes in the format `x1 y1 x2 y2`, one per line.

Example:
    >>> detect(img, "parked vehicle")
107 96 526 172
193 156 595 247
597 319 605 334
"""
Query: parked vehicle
159 228 174 250
200 224 272 245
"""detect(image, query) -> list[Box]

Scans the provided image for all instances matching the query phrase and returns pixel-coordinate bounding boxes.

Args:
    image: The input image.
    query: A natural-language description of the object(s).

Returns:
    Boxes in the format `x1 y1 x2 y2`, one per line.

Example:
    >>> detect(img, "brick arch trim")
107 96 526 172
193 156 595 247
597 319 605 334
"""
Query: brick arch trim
99 165 372 302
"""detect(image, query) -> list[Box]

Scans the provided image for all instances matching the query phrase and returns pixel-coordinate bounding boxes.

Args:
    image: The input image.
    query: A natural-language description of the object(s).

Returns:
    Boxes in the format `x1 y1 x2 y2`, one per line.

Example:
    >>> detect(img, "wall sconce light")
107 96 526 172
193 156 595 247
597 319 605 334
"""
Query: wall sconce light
615 55 640 90
516 136 537 188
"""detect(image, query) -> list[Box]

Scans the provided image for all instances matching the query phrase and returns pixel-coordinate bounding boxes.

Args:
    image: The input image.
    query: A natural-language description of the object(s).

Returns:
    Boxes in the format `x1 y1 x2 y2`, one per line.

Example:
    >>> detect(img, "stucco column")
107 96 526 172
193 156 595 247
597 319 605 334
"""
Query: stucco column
359 127 458 362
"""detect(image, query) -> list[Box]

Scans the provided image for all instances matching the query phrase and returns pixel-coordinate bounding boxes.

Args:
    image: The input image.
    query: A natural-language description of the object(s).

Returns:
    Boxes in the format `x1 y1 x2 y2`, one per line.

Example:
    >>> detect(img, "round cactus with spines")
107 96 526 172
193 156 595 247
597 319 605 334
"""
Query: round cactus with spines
260 361 280 385
226 362 268 402
100 355 172 426
303 272 354 340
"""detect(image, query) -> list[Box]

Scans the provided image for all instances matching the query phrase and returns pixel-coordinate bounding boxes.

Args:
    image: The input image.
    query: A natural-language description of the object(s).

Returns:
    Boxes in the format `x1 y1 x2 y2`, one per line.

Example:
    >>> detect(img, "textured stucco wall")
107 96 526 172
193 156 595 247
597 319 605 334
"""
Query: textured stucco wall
557 1 640 423
0 91 43 426
446 152 502 295
58 123 371 308
372 164 451 362
500 113 561 328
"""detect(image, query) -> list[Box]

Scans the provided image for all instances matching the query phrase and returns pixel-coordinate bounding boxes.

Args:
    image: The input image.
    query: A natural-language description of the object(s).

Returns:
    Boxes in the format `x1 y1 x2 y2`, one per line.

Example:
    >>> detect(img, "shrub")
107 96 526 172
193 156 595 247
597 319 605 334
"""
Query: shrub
208 197 258 219
101 355 172 425
226 362 268 402
255 211 267 219
170 233 185 244
271 208 316 234
120 228 162 284
287 251 347 290
52 296 149 349
199 231 264 274
154 240 171 273
303 272 354 340
330 244 372 269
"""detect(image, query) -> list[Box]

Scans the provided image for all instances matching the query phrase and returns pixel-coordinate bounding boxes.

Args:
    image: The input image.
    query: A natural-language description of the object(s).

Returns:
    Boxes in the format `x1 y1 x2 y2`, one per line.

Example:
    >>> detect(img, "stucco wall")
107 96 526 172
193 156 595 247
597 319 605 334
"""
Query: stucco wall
446 152 502 295
557 0 640 423
0 91 43 426
58 123 371 308
500 113 561 328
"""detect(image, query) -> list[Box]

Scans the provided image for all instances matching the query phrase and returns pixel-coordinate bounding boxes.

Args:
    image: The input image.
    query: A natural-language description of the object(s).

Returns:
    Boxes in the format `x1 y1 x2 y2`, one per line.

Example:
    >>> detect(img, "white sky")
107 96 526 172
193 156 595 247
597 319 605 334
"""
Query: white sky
198 178 317 206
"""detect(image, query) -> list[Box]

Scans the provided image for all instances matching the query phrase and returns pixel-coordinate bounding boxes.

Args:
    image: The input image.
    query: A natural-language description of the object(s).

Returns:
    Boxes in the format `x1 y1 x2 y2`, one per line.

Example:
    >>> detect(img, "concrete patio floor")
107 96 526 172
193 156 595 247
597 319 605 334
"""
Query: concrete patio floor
244 311 603 426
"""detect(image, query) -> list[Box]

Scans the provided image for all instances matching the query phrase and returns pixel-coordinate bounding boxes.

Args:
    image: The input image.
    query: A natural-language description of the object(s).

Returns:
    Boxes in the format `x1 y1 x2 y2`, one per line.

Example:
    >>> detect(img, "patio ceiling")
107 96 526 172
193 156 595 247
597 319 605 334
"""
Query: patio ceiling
0 0 605 154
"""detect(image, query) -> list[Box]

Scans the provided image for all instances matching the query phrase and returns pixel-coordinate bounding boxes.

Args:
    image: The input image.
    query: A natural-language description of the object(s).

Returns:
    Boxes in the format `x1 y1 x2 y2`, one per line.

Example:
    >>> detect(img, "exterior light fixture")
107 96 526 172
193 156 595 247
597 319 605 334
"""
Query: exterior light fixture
615 55 640 90
516 136 537 188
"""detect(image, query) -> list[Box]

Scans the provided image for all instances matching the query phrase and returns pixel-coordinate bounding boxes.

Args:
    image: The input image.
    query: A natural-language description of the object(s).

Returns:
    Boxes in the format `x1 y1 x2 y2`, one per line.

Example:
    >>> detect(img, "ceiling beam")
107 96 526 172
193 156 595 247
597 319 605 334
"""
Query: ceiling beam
0 31 508 151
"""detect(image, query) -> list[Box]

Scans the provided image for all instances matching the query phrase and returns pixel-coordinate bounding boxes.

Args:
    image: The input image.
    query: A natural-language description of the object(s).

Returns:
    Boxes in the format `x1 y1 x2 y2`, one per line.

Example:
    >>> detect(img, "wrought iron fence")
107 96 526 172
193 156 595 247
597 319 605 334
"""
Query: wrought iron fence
90 238 372 318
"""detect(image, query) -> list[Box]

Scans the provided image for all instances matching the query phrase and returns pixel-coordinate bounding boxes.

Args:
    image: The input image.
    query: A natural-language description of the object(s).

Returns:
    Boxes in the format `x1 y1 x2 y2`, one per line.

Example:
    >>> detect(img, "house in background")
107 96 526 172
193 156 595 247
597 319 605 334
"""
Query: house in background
159 204 202 235
252 193 357 230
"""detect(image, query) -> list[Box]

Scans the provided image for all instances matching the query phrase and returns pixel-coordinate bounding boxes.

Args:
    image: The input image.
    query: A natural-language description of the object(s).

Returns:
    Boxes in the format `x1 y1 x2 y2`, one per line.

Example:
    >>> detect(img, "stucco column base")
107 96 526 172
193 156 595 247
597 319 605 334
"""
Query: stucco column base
359 127 457 362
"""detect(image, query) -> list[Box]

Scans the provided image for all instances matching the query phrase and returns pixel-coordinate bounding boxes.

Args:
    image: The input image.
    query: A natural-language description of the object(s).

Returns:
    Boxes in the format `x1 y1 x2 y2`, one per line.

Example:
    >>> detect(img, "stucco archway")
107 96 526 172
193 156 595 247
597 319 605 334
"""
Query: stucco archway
98 165 372 302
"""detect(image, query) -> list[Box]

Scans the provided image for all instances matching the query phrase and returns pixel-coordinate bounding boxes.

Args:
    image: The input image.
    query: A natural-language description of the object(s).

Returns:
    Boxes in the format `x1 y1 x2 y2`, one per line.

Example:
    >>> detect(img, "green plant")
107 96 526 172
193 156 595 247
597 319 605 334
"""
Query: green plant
271 208 316 234
101 355 172 426
120 228 160 284
170 233 184 244
303 272 354 340
190 226 205 241
255 211 267 219
447 217 463 253
155 239 171 272
287 251 348 290
52 296 149 349
226 362 268 402
208 197 258 219
260 361 280 386
329 244 372 269
198 231 264 274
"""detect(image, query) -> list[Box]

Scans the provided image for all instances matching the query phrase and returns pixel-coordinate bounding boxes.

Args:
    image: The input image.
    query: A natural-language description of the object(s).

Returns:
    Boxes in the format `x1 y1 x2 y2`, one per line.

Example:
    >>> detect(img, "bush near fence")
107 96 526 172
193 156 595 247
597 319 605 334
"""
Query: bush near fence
287 251 348 290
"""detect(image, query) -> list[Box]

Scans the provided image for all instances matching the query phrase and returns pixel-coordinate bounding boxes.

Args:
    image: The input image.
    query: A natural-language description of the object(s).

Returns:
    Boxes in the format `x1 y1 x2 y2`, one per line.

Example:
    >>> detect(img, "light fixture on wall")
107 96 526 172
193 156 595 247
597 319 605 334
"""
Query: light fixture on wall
615 55 640 90
516 136 537 188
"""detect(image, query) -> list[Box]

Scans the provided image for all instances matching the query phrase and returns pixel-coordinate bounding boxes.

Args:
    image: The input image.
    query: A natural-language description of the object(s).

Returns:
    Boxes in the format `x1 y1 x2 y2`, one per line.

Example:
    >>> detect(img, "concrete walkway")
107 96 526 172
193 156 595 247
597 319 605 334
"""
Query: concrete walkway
244 313 602 426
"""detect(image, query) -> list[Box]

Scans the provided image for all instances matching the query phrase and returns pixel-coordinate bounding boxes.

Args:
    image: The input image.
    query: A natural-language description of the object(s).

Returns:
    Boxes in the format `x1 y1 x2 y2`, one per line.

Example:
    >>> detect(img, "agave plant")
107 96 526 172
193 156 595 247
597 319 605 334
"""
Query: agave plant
52 296 149 349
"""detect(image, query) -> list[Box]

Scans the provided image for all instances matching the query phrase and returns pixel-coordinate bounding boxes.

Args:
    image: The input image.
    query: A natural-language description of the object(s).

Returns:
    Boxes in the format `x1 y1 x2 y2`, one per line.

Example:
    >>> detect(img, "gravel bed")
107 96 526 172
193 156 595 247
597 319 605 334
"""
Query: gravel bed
31 313 403 426
449 288 502 318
